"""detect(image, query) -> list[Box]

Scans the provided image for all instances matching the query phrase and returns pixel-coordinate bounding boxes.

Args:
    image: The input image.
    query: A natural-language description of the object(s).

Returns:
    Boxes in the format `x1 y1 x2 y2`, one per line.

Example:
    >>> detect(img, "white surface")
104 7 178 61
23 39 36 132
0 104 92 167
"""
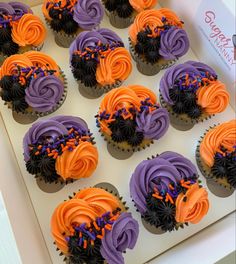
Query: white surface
0 4 236 264
0 192 21 264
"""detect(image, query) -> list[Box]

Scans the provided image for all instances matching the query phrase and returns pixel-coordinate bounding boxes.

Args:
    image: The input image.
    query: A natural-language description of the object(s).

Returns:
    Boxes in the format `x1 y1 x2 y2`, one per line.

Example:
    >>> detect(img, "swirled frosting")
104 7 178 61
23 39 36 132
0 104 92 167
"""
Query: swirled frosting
197 81 230 114
55 141 98 180
129 0 157 12
0 3 15 15
23 116 89 161
51 187 122 254
159 27 189 60
136 108 169 140
130 151 197 214
8 2 32 14
25 75 64 112
73 0 104 30
200 120 236 167
11 14 46 46
100 212 139 264
175 183 209 224
96 47 132 86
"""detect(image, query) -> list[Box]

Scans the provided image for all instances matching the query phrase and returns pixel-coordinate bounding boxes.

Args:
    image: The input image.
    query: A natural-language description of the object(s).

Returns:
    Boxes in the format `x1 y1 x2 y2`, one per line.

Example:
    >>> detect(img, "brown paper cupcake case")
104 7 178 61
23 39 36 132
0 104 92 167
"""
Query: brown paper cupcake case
129 38 177 76
4 70 67 124
53 183 128 263
195 125 234 194
159 92 213 131
45 18 81 48
78 79 123 99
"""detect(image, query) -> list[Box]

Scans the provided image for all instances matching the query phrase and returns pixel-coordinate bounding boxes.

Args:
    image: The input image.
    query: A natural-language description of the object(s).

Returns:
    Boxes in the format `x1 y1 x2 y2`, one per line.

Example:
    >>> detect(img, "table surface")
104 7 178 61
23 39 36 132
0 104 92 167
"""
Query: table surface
0 4 235 264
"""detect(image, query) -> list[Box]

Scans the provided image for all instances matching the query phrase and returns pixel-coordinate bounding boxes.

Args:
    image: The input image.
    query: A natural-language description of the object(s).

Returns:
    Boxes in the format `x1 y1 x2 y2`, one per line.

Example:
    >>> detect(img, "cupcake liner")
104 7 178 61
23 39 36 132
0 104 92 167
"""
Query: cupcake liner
102 1 135 29
78 79 123 99
45 18 81 48
195 127 234 197
54 184 128 263
129 38 177 76
100 129 154 160
159 92 213 131
5 70 68 124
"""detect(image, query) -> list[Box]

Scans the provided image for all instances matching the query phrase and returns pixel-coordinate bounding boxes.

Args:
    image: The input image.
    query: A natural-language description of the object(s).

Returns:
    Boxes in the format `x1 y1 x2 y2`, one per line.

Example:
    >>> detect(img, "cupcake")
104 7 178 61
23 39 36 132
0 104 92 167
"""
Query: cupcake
0 2 46 64
196 120 236 195
159 61 230 131
130 151 209 233
103 0 157 28
51 187 139 264
23 116 98 191
129 8 189 75
70 28 132 98
0 51 67 124
42 0 104 48
96 85 169 158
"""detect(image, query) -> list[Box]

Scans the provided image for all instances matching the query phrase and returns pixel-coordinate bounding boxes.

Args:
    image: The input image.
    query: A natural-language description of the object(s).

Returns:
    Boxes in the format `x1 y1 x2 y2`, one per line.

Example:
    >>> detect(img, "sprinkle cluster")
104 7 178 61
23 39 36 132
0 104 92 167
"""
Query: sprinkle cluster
66 208 121 264
46 0 78 34
211 145 236 188
96 98 159 147
144 175 199 231
71 41 124 87
169 71 218 118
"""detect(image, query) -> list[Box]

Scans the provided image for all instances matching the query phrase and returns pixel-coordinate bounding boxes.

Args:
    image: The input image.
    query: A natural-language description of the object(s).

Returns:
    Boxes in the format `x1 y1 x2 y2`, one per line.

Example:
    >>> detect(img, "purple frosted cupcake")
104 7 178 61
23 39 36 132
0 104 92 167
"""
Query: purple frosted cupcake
130 151 210 233
70 28 132 98
23 115 98 192
159 61 230 131
42 0 104 48
0 2 46 64
129 9 189 76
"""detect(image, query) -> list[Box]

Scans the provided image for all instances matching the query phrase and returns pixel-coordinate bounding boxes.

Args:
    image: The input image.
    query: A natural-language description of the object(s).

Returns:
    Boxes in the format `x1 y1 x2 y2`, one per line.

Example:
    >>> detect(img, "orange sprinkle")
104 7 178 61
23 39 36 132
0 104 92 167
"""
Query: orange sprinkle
165 193 174 204
37 145 42 150
152 193 163 200
46 148 50 153
68 128 74 134
91 240 94 246
93 221 100 231
62 146 69 152
102 228 105 236
168 184 174 190
48 153 54 157
34 151 40 156
83 240 87 249
105 225 112 231
53 153 58 159
79 232 82 238
96 235 103 240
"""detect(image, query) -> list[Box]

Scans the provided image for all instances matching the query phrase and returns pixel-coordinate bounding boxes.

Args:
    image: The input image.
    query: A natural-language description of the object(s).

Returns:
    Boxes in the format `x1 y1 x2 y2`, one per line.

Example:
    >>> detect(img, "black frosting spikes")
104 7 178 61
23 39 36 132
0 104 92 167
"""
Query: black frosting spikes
50 19 63 32
62 19 78 35
0 25 12 42
144 50 160 64
187 105 202 119
1 41 19 56
127 132 144 147
116 2 133 18
104 0 117 12
12 98 28 113
0 75 13 90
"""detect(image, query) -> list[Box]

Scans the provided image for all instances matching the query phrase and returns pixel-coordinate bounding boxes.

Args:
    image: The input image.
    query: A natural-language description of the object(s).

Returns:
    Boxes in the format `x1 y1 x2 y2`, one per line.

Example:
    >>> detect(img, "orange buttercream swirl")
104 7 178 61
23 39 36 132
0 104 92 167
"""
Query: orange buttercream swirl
175 183 209 224
197 81 230 114
0 54 33 78
11 14 46 47
128 84 157 104
55 141 98 180
158 8 183 27
200 120 236 167
129 0 157 12
96 47 132 86
24 51 60 76
51 188 121 253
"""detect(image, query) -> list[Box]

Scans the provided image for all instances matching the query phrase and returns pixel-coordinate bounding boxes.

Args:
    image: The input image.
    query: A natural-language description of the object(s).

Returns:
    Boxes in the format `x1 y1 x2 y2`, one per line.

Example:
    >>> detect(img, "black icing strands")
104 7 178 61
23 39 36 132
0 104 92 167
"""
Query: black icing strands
105 0 134 18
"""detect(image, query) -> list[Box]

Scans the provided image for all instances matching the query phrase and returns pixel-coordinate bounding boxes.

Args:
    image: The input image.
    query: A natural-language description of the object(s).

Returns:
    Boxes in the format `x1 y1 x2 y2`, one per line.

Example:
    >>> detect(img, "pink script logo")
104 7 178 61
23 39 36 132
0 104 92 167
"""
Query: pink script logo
204 11 235 65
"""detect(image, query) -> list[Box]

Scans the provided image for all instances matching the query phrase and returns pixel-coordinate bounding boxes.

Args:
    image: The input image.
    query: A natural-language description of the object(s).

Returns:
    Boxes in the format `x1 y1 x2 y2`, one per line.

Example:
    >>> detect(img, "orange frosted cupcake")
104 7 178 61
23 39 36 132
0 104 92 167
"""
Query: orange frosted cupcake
0 51 67 124
42 0 104 48
159 61 230 131
196 120 236 193
103 0 157 28
0 2 46 63
51 187 139 264
130 151 209 233
129 8 189 75
23 115 98 191
96 85 169 158
70 29 132 98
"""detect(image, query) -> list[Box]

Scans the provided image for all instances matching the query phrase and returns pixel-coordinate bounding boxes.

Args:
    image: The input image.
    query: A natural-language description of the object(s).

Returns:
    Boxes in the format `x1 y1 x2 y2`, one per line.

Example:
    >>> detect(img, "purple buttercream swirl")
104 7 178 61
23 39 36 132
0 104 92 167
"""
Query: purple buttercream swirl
23 116 89 161
129 151 197 214
159 27 189 60
69 28 123 62
100 212 139 264
73 0 104 30
159 61 216 105
136 108 169 140
8 2 32 14
25 75 64 112
0 3 15 15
